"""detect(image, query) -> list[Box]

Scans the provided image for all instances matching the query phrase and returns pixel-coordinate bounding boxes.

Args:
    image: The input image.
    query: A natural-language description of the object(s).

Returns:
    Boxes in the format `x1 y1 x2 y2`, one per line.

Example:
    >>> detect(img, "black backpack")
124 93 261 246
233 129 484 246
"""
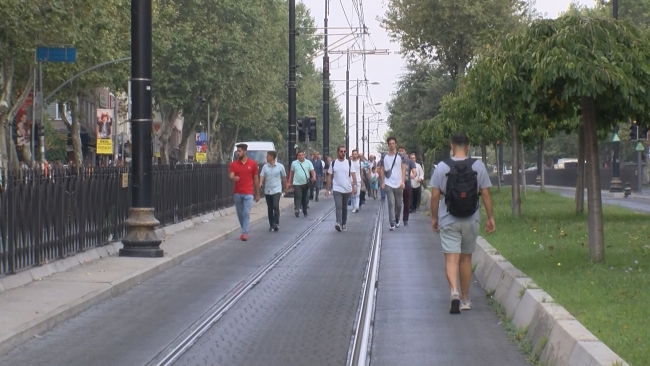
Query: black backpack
443 158 479 218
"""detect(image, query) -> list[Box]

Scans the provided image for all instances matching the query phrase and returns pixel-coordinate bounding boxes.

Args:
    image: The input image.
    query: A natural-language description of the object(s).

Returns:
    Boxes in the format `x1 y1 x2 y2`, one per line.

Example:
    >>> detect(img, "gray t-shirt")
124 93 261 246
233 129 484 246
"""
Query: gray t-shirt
403 157 416 188
429 158 492 228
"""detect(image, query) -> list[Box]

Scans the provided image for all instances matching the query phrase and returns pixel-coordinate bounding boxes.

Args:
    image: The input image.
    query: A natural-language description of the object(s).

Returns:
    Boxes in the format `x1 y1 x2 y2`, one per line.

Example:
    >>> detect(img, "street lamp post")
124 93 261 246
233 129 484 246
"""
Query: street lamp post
610 0 623 192
120 0 163 257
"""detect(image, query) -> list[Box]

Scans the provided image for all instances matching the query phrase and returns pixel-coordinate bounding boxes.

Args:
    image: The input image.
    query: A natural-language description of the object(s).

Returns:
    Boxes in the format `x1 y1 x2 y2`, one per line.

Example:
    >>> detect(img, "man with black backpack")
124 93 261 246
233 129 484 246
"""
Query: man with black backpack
429 133 495 314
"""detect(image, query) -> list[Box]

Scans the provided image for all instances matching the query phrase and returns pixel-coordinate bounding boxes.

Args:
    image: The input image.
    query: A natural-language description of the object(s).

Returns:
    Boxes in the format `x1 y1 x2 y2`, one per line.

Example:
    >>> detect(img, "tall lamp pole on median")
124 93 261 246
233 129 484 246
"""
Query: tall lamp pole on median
120 0 163 257
609 0 623 192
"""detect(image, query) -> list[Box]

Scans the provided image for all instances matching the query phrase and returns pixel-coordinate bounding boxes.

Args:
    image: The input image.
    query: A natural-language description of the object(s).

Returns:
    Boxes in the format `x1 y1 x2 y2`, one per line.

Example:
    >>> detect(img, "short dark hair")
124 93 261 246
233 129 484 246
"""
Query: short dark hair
337 146 346 152
451 133 469 146
236 143 248 151
397 146 405 151
351 149 358 154
297 149 305 155
267 150 277 159
386 136 397 144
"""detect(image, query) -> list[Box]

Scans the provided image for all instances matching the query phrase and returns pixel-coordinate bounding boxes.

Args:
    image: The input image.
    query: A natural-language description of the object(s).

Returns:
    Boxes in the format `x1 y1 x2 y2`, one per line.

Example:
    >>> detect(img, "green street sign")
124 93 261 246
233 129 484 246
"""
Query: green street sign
635 141 645 151
611 133 620 142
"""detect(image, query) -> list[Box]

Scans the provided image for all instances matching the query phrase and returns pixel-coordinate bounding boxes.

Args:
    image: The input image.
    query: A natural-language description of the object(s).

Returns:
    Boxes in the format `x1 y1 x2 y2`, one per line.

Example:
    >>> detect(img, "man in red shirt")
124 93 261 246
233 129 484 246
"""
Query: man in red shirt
229 143 260 241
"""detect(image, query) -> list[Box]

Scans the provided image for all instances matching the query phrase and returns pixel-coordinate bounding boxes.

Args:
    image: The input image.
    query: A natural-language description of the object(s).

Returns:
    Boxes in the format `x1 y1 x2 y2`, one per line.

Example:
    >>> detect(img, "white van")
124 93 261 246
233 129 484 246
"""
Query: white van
232 141 276 165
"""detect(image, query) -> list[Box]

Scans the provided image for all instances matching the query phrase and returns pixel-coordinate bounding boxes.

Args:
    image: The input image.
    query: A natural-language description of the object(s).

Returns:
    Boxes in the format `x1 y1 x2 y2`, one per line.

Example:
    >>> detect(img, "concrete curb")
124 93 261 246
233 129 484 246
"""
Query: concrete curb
0 200 293 356
472 237 629 366
0 203 258 294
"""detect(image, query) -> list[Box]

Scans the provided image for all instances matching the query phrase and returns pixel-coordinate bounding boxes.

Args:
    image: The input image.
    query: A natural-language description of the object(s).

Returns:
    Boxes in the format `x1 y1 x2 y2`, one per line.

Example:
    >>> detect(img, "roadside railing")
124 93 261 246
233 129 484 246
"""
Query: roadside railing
0 163 244 277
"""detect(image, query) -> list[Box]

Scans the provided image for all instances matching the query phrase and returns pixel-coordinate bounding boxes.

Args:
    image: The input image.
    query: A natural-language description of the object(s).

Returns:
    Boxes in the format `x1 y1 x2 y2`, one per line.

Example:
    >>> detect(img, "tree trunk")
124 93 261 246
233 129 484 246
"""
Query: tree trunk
208 106 219 162
509 118 521 217
539 138 546 193
1 61 35 169
575 125 586 214
61 100 82 167
480 139 487 167
157 104 178 165
16 144 34 167
495 144 501 192
520 142 526 197
581 96 605 262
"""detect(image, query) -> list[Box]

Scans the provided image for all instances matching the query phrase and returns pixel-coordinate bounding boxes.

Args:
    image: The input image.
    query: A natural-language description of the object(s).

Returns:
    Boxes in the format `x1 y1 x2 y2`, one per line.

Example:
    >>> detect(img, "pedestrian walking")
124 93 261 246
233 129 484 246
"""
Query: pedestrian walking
325 146 357 231
410 152 425 212
370 166 379 199
288 150 316 217
430 133 495 314
229 143 260 241
398 146 417 226
350 149 363 212
259 151 287 232
379 137 406 230
310 151 324 202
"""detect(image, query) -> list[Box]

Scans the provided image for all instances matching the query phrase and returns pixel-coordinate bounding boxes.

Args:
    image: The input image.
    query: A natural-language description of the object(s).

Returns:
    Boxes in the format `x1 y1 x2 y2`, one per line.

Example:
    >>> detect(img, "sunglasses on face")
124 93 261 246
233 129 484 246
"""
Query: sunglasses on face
339 150 346 154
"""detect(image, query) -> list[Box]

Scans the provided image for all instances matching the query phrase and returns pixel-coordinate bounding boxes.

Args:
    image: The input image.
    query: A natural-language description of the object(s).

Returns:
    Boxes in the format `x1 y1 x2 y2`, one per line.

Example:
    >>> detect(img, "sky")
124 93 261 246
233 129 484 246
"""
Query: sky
300 0 594 155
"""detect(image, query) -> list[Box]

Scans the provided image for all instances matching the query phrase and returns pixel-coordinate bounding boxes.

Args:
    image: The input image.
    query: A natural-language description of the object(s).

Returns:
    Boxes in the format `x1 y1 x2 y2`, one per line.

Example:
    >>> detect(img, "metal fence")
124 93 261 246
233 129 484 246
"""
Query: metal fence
0 163 239 277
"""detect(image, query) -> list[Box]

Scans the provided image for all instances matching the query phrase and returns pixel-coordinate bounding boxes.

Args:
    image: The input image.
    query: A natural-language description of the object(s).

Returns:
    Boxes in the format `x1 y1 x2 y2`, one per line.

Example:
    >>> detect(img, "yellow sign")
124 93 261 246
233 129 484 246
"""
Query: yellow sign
196 152 207 162
97 139 113 155
121 173 129 188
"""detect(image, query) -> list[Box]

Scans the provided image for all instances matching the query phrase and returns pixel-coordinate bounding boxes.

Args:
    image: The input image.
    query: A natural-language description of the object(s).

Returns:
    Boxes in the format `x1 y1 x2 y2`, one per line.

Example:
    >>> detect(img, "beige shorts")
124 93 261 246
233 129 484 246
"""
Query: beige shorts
440 221 479 254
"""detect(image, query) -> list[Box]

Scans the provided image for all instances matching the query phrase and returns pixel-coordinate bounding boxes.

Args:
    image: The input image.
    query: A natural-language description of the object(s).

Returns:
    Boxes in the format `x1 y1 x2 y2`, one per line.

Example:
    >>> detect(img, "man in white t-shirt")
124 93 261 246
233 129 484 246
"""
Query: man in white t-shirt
325 145 358 232
379 137 406 230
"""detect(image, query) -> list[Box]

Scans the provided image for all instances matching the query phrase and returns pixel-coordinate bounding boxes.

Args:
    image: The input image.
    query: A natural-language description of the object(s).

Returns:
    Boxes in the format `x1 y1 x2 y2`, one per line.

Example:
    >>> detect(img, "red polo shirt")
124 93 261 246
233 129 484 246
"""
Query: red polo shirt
229 158 259 195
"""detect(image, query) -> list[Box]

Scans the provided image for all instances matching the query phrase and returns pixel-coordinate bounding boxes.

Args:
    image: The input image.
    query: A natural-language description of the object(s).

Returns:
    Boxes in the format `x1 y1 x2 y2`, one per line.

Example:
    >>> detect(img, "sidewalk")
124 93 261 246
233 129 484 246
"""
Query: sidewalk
528 184 650 200
0 197 294 356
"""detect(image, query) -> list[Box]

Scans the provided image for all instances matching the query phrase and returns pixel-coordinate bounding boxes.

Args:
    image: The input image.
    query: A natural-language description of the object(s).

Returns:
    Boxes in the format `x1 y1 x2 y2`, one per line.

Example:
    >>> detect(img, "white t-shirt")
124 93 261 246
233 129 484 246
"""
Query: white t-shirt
381 153 404 189
350 159 363 186
328 158 356 193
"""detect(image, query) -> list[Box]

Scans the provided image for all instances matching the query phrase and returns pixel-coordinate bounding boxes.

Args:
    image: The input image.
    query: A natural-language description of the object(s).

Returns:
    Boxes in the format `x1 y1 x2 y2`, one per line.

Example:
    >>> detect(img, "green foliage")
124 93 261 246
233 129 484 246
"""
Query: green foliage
382 0 537 80
43 120 68 162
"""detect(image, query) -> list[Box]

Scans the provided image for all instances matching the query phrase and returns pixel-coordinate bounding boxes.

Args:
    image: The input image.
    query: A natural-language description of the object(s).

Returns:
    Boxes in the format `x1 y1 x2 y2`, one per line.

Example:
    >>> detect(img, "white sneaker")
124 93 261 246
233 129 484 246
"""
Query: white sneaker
461 299 472 311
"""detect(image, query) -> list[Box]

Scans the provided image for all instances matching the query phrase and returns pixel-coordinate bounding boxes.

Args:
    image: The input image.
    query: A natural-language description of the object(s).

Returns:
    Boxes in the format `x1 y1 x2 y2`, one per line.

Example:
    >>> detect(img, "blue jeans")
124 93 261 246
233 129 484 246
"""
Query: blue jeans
234 193 254 234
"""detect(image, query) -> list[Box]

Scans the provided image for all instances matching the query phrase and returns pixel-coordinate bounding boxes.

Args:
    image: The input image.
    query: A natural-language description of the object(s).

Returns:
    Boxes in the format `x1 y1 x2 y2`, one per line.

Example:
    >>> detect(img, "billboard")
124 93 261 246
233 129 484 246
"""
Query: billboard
15 92 34 147
96 109 113 155
196 132 207 162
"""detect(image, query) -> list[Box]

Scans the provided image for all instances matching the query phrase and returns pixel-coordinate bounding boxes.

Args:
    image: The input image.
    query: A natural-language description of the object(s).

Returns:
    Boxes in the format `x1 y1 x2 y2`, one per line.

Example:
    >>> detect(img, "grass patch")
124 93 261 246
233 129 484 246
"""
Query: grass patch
488 295 539 365
483 187 649 366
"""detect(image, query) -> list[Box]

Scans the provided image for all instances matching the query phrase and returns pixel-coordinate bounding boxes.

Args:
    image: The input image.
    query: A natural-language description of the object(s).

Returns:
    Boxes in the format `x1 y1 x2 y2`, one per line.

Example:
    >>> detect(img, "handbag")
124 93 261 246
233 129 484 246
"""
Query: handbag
383 153 398 179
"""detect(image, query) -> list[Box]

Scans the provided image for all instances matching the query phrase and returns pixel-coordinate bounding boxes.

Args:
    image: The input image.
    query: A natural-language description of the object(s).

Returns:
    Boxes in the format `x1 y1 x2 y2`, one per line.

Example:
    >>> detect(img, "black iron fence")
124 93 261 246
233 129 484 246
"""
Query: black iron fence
0 163 240 277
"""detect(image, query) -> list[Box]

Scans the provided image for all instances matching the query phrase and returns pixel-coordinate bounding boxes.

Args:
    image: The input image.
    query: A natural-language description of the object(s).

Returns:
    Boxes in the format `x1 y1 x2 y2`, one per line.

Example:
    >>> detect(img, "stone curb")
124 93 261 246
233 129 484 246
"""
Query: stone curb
472 237 629 366
0 199 293 356
0 203 256 294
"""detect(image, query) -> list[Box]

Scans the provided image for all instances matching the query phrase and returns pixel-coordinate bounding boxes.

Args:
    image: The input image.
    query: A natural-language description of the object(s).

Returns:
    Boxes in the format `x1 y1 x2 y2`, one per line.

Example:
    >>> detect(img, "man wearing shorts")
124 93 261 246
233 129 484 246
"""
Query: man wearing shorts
429 133 495 314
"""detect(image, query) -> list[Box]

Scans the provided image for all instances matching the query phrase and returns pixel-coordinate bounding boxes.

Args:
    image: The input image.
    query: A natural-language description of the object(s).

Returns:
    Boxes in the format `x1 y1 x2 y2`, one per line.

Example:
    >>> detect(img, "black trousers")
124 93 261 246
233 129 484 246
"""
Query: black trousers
265 193 281 227
293 184 309 214
411 186 422 211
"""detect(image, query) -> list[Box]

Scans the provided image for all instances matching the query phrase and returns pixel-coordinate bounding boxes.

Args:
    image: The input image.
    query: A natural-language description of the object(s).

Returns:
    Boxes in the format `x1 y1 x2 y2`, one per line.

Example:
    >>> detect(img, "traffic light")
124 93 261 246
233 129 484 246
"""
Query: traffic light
298 117 317 142
629 122 638 141
639 124 649 141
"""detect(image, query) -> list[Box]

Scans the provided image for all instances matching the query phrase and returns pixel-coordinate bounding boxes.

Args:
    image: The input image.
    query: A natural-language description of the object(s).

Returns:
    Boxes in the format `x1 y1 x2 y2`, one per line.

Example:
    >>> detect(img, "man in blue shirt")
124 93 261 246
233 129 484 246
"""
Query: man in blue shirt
260 150 287 231
310 151 324 202
288 150 316 217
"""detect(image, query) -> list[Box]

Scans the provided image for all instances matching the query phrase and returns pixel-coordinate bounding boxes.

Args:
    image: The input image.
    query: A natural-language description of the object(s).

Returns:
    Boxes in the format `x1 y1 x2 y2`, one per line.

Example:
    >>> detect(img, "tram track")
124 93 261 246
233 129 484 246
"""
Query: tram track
146 206 336 366
347 203 384 366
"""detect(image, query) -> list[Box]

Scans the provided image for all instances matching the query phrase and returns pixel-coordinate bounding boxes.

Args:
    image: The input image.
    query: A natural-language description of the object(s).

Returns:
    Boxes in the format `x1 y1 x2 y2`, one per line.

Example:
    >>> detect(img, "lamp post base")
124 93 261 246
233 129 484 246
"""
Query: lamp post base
120 207 164 258
609 177 624 193
535 175 541 186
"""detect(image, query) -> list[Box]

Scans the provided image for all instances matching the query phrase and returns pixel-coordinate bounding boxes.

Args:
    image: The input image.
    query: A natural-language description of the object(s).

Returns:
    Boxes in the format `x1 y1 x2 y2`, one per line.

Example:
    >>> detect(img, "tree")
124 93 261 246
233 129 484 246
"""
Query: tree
43 119 68 162
382 0 537 81
469 15 650 262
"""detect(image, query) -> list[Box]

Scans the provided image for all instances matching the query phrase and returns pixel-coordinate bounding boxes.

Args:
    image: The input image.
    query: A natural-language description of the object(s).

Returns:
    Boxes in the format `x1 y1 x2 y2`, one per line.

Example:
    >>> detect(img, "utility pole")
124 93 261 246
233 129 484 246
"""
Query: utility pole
610 0 623 192
345 54 350 153
355 80 359 152
322 0 330 158
362 103 365 157
288 0 297 164
120 0 162 258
